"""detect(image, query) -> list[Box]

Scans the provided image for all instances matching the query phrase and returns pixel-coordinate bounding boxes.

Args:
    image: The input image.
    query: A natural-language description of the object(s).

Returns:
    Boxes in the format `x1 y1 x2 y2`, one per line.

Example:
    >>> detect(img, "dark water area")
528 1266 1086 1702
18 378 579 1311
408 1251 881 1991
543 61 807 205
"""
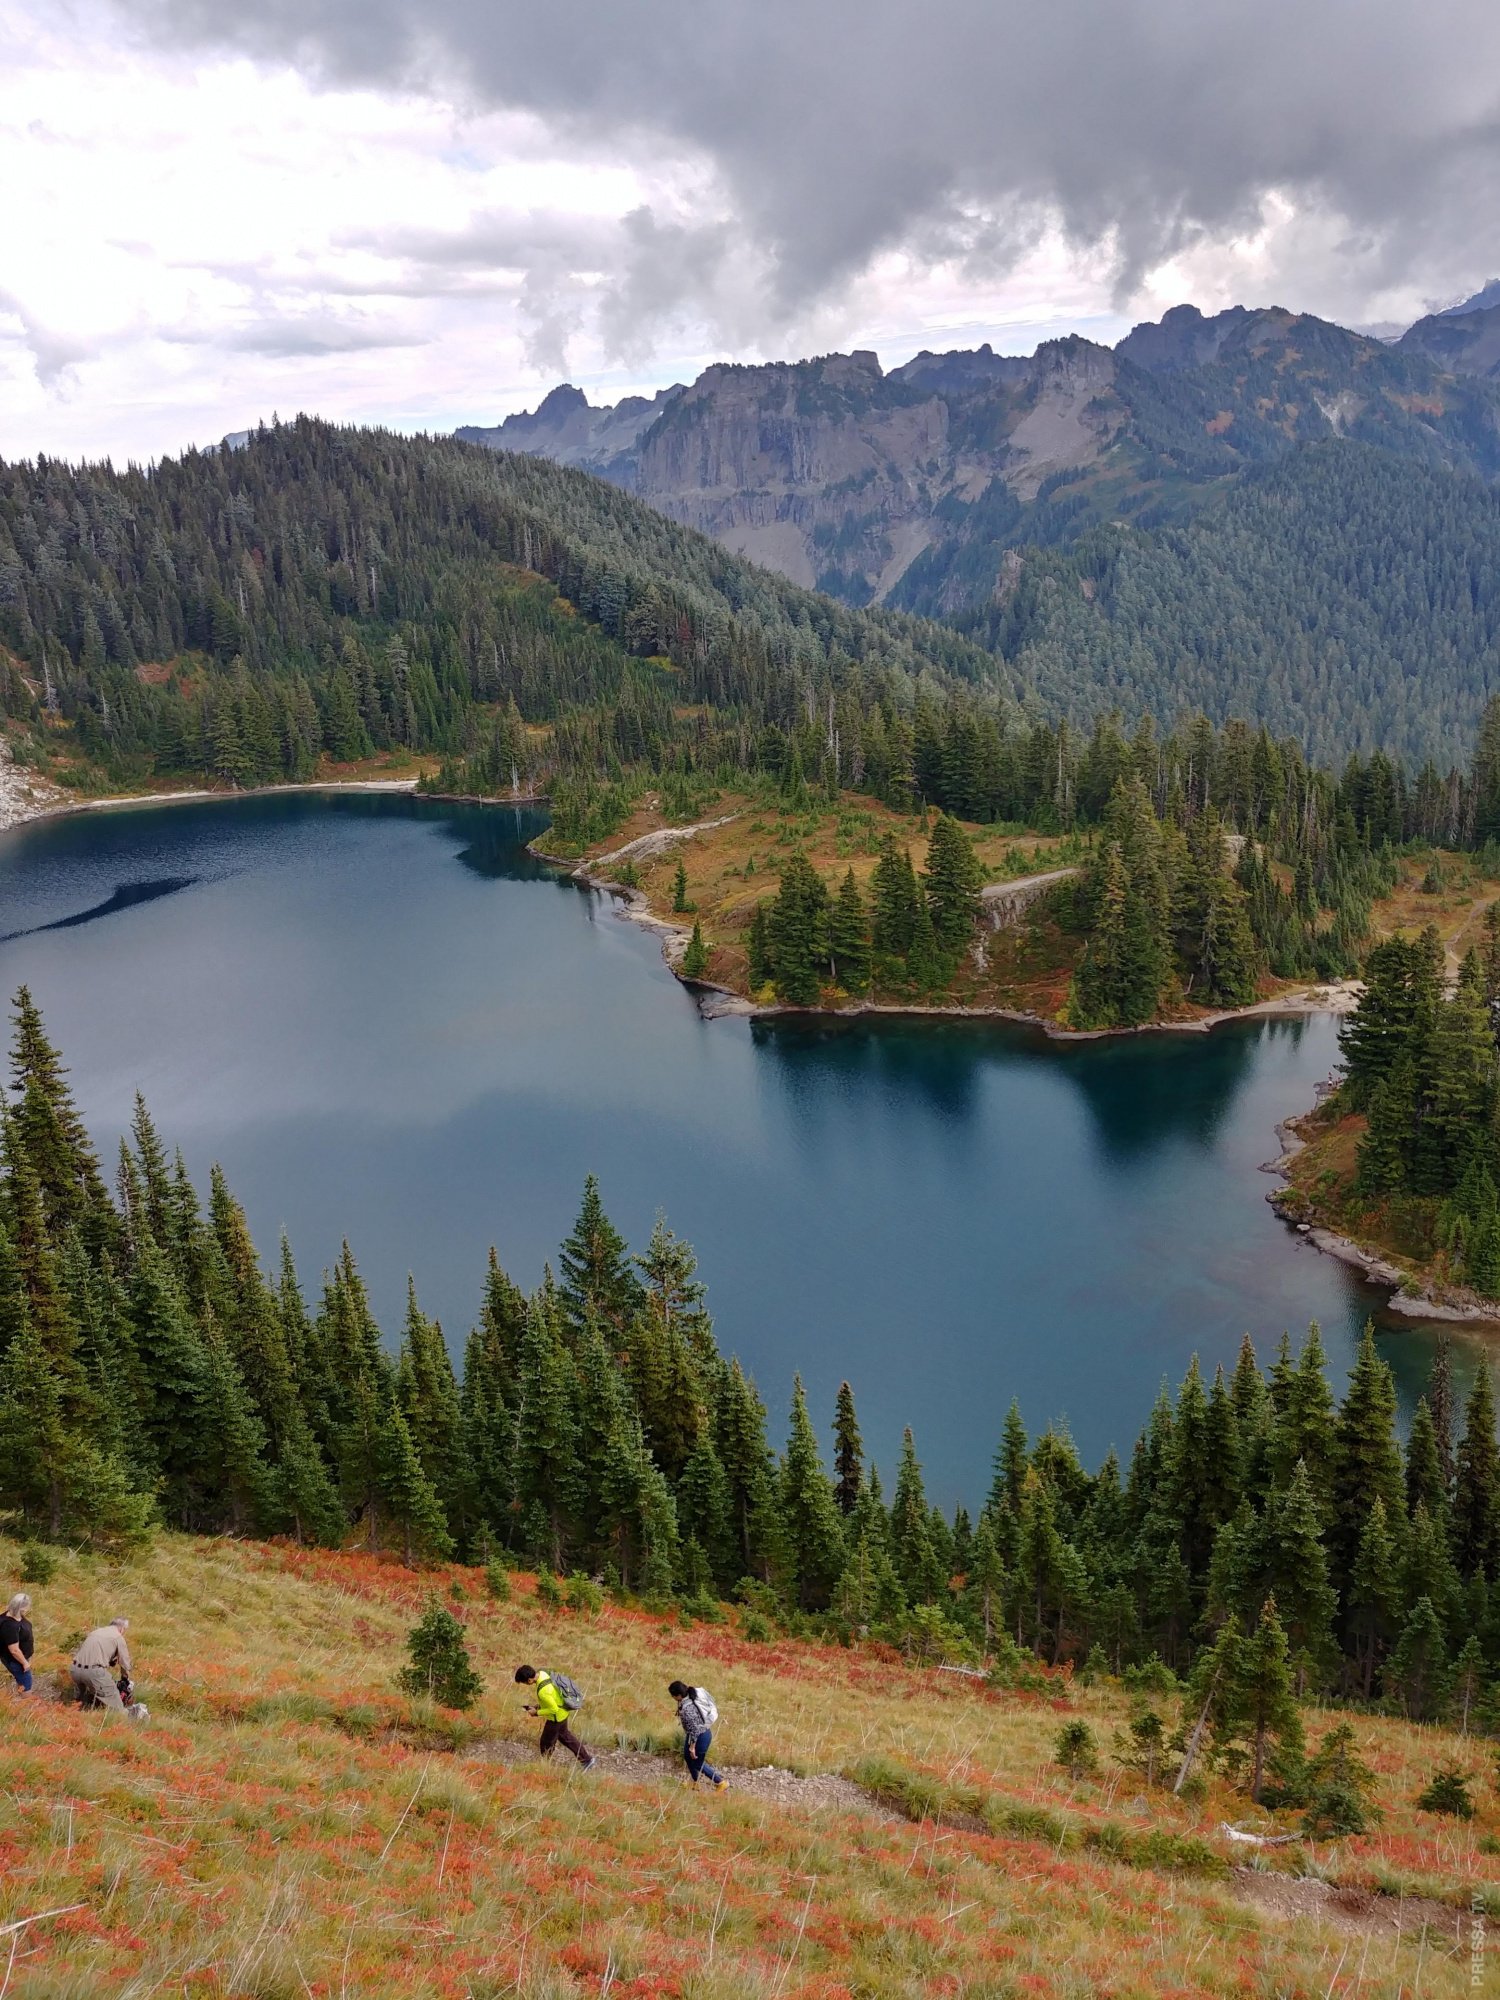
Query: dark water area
2 791 1489 1504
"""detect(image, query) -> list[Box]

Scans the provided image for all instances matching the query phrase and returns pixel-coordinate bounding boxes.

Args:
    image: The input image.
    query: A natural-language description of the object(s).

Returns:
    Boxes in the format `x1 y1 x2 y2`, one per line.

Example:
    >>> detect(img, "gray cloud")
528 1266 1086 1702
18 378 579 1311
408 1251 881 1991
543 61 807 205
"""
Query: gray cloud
0 288 91 385
115 1 1500 347
165 315 428 357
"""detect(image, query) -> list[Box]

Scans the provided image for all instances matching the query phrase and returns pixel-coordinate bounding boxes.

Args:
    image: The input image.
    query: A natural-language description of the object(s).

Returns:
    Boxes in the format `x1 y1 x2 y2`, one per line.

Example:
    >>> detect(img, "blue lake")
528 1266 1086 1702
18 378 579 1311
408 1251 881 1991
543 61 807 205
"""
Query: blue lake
1 791 1485 1504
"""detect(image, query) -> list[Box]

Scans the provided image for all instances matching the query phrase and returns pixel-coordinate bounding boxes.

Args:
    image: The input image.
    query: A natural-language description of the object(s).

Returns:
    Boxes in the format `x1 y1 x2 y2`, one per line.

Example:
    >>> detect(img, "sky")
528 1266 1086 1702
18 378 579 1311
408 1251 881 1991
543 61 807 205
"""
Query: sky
4 0 1500 464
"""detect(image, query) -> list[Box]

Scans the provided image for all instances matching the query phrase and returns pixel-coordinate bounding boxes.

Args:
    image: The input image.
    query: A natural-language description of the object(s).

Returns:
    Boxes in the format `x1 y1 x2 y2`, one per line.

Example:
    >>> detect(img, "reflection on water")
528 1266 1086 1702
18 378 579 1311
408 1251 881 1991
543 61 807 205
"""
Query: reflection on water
0 875 197 942
1 791 1492 1504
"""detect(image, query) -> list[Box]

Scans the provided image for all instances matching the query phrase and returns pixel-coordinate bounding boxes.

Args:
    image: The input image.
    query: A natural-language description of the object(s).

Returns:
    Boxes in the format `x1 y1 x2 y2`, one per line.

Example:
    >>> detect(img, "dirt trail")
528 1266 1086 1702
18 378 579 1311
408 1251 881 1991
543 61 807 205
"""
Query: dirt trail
469 1738 1474 1946
468 1737 892 1819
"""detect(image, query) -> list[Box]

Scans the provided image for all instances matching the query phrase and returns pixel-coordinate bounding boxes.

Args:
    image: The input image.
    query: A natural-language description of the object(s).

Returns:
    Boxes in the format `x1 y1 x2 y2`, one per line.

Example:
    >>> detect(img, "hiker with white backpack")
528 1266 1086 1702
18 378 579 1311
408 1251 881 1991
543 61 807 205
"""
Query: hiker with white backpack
514 1663 595 1769
668 1679 727 1791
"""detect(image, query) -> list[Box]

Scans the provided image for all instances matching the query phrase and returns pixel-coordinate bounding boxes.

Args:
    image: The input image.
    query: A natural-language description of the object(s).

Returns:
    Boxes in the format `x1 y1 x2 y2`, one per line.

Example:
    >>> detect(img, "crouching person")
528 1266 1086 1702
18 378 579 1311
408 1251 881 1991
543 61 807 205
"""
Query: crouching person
71 1617 133 1712
514 1664 594 1769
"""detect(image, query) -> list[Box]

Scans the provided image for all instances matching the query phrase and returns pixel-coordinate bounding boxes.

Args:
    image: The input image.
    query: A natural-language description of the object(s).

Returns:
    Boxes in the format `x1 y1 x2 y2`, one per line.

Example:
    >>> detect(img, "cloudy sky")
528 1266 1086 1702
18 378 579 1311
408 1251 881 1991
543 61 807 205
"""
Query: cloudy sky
5 0 1499 464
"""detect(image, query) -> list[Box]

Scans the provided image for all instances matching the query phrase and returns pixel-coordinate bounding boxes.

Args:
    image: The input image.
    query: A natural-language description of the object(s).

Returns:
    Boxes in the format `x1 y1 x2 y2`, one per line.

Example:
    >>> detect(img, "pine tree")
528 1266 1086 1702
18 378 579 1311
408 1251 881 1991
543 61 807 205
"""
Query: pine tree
828 870 872 993
1449 1633 1488 1734
681 921 708 979
832 1380 864 1515
890 1427 946 1607
1355 1061 1415 1195
671 856 689 913
395 1278 466 1537
922 813 983 953
870 840 919 958
989 1399 1029 1517
964 1513 1006 1652
905 895 941 992
378 1400 454 1564
1429 1336 1457 1491
510 1295 581 1570
558 1176 642 1332
1405 1397 1449 1524
397 1600 482 1708
1347 1496 1403 1698
1453 1364 1500 1582
1262 1461 1338 1691
1331 1324 1407 1617
1234 1596 1305 1802
779 1376 845 1610
1384 1595 1450 1720
676 1429 735 1589
768 850 829 1005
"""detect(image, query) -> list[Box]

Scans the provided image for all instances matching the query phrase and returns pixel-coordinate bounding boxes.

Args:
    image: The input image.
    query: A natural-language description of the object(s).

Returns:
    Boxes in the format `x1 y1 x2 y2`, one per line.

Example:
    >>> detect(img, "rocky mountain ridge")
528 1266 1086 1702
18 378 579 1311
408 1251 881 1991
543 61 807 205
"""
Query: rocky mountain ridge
458 296 1500 607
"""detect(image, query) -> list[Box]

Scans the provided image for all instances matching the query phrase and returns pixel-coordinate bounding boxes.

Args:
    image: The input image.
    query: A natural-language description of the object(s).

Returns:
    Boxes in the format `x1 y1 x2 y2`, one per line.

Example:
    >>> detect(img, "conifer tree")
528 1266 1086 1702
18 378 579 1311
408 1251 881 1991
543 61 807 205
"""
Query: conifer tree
1347 1496 1403 1697
510 1295 582 1570
1453 1364 1500 1582
890 1427 945 1608
130 1235 211 1525
767 850 829 1005
828 870 872 993
1449 1633 1487 1734
1261 1462 1338 1691
379 1400 455 1564
832 1380 864 1515
1384 1595 1450 1719
1331 1324 1407 1616
922 812 983 952
8 987 114 1249
1405 1397 1450 1524
905 895 941 992
779 1376 845 1610
870 840 919 958
1429 1336 1457 1491
715 1358 776 1577
1355 1062 1414 1195
1235 1596 1304 1802
681 921 708 979
989 1399 1029 1517
964 1513 1006 1651
676 1429 736 1589
558 1176 642 1332
398 1601 482 1708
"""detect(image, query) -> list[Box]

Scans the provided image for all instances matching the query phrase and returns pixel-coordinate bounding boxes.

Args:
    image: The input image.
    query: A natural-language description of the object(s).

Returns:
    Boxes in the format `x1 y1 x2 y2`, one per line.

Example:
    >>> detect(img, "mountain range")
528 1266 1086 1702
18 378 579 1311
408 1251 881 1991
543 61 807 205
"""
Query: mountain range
456 286 1500 764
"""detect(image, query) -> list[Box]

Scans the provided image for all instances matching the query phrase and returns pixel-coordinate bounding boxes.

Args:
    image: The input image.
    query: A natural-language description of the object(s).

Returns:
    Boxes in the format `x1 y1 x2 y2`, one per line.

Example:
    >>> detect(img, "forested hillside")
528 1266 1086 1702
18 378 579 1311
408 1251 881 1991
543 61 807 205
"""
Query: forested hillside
931 444 1500 768
0 418 1011 796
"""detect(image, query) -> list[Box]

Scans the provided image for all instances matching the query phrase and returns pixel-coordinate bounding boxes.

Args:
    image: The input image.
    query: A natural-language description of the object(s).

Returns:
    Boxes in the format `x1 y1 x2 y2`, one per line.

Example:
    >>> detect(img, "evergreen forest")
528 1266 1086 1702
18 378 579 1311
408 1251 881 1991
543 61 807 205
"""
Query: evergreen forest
5 988 1500 1745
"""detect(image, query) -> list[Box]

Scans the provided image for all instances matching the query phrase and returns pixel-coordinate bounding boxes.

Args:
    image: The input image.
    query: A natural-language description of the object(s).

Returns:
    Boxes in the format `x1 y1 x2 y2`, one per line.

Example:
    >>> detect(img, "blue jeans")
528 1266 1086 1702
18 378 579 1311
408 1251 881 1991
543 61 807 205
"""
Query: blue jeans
684 1729 720 1784
3 1655 32 1693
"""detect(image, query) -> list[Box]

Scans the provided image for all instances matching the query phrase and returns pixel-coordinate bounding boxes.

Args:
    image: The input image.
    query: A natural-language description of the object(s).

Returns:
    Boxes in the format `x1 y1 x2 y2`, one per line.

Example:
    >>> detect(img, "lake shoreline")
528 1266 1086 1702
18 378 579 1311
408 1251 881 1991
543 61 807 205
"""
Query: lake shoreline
1266 1099 1500 1331
545 836 1364 1042
0 766 553 839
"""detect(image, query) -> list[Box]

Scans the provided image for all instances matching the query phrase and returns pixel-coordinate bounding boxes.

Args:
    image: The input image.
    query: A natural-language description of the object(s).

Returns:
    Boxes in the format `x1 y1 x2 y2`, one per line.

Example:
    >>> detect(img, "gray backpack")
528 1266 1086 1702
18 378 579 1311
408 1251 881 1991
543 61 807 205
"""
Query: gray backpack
550 1672 584 1711
693 1687 718 1727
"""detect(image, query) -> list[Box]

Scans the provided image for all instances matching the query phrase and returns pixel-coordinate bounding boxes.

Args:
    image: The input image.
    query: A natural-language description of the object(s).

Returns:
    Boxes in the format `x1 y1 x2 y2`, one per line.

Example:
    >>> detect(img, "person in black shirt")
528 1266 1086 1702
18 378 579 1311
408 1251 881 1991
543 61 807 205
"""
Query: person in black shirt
2 1592 34 1694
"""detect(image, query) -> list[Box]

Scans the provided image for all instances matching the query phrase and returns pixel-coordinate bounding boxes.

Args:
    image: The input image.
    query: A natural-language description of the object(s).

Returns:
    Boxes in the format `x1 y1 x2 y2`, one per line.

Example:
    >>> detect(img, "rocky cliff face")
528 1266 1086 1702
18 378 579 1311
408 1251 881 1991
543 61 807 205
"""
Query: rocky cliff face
458 301 1500 607
1400 301 1500 381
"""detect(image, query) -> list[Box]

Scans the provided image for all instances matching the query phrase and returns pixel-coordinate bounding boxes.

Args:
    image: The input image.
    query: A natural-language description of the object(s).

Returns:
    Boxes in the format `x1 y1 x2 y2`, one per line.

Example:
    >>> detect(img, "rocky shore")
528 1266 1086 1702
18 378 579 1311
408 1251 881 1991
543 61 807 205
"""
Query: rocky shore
1266 1091 1500 1329
0 740 67 830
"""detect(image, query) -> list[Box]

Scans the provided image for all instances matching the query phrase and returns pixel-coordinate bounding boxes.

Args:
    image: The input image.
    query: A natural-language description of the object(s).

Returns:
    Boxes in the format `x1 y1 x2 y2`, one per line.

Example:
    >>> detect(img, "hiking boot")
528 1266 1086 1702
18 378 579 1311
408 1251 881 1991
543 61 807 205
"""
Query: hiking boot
712 1777 729 1792
580 1757 597 1771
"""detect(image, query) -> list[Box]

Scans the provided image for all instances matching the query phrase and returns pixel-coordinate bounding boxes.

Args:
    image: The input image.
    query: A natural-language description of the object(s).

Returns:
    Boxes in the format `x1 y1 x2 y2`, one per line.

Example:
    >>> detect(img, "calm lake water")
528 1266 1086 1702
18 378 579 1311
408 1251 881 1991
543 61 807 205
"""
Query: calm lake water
1 791 1486 1503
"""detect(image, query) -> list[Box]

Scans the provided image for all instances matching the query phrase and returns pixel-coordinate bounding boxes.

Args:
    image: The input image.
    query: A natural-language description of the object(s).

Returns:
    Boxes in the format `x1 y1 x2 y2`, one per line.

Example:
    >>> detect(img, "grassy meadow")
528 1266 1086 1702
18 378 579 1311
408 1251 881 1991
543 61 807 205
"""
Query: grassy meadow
2 1534 1496 1998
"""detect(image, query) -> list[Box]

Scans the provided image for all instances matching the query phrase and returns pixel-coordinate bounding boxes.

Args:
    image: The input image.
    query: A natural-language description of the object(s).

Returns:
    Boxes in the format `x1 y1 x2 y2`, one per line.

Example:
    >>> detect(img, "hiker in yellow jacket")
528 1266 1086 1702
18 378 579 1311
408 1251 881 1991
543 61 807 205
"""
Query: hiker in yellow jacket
514 1663 595 1768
